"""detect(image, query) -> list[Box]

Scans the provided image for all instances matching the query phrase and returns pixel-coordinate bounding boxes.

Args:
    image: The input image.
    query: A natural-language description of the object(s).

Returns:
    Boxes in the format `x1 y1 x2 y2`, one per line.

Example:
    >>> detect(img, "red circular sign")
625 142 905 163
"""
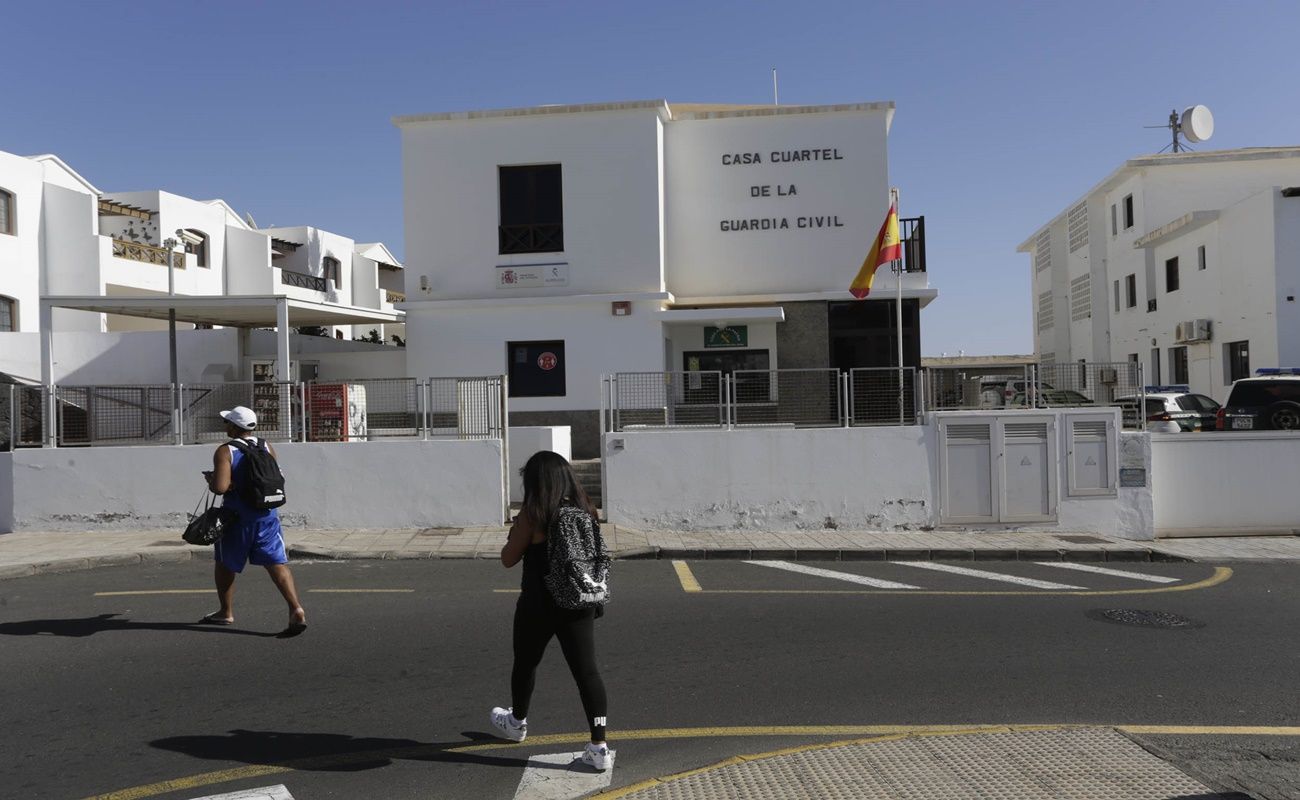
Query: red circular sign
537 352 558 371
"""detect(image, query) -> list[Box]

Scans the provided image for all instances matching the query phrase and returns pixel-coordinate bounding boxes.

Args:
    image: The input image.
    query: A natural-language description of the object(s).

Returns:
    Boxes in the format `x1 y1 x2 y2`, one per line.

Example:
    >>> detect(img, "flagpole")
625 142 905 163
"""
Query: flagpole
891 187 903 424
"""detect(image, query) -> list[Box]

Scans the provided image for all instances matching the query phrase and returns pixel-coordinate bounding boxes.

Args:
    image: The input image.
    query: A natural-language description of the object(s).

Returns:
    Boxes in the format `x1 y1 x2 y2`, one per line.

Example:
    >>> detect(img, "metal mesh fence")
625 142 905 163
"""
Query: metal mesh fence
3 384 47 449
850 367 918 426
55 385 176 445
732 369 841 427
924 365 1036 411
609 371 725 430
183 383 296 443
1033 362 1142 411
426 376 505 439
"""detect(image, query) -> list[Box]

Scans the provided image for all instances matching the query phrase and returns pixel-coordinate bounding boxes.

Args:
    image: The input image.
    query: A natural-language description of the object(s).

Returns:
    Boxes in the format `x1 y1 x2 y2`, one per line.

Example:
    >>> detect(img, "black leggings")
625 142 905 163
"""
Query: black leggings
511 598 608 741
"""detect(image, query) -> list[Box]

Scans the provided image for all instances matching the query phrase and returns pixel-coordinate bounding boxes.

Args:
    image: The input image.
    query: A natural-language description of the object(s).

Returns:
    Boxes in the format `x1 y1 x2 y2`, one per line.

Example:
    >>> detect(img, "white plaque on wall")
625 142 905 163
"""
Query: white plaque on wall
497 263 568 289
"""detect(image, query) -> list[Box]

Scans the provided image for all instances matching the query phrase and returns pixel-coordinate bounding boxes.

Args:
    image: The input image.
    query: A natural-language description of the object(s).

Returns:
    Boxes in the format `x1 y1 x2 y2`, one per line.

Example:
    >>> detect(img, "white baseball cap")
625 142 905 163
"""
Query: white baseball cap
219 406 258 430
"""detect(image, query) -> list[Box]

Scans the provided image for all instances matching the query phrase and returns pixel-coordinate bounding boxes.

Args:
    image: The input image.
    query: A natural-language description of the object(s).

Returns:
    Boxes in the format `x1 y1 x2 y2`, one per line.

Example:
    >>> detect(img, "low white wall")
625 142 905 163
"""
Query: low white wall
508 426 572 502
1152 431 1300 536
605 426 936 531
604 420 1152 537
0 439 504 532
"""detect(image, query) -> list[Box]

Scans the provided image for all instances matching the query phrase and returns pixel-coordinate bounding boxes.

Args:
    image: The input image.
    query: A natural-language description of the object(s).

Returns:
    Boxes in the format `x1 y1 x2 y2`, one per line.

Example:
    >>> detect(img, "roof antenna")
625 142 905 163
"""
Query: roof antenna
244 211 258 228
1145 105 1214 153
772 67 779 105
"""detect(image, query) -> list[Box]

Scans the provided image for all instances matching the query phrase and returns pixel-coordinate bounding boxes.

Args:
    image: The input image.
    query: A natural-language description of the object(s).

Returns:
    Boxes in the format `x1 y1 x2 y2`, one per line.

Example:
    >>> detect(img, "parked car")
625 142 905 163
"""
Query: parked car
1115 387 1219 433
1009 388 1094 408
980 377 1056 408
1217 370 1300 431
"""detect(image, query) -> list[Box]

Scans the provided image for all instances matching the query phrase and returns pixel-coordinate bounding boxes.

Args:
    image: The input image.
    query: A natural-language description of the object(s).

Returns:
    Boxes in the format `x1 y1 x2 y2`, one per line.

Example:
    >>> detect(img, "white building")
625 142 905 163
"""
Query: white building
1020 147 1300 402
395 100 935 456
0 148 405 382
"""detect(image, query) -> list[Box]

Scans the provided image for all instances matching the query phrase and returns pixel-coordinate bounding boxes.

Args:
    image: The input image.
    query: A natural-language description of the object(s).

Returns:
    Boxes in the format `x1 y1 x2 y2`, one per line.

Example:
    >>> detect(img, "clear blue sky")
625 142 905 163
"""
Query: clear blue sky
4 1 1298 355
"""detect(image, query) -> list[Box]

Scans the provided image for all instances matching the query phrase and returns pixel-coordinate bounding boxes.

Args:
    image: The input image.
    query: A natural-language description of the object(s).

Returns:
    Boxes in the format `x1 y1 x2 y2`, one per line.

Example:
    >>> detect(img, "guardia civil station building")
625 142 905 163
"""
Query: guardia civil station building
395 100 934 456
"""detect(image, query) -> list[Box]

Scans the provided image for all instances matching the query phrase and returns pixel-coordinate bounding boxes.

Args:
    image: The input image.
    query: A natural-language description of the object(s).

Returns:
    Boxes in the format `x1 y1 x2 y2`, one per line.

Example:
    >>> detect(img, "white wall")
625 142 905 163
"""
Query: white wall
0 152 43 332
1151 431 1300 535
665 108 891 297
508 426 572 502
604 417 1151 537
1273 196 1300 369
0 330 243 384
225 225 274 294
400 107 666 300
102 191 227 296
404 298 663 412
0 439 505 532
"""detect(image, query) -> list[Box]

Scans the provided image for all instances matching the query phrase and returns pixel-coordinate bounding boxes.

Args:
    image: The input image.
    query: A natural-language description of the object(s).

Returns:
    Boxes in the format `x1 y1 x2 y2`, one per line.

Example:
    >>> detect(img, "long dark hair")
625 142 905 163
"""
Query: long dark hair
519 450 597 533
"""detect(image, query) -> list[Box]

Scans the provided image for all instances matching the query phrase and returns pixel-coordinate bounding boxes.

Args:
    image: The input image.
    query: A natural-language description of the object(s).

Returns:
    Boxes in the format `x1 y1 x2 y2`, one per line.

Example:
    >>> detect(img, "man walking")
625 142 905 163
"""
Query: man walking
201 406 307 636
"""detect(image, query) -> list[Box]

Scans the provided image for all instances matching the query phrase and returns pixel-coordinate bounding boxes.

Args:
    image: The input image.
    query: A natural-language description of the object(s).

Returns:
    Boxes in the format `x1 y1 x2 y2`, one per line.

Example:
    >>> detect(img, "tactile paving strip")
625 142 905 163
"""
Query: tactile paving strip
625 727 1213 799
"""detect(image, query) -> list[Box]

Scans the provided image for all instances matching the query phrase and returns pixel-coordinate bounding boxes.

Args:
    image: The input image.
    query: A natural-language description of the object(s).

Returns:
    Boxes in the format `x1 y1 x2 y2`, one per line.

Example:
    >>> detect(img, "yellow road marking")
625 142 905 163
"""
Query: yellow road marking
680 566 1232 596
82 722 1300 800
672 560 702 592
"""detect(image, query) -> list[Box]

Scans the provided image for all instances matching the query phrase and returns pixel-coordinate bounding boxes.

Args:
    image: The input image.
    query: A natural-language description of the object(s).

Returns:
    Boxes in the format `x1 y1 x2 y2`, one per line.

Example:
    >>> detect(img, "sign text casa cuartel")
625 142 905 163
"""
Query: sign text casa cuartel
719 147 846 233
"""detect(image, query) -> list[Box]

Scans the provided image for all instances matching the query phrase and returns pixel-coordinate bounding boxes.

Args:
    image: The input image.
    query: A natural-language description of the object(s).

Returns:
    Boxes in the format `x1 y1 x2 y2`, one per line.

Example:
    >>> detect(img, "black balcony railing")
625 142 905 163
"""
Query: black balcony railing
499 223 563 255
899 216 926 273
281 270 328 292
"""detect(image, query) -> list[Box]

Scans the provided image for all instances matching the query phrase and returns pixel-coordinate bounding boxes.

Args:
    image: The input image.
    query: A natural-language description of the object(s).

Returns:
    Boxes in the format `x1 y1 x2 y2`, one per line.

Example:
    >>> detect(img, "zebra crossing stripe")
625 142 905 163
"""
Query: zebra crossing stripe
892 561 1084 590
186 785 293 800
1034 562 1180 583
743 560 921 589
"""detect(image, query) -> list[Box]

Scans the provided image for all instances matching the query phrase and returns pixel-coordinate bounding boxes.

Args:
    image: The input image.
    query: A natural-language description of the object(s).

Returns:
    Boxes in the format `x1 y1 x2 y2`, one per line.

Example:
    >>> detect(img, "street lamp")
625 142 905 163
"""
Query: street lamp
163 236 180 444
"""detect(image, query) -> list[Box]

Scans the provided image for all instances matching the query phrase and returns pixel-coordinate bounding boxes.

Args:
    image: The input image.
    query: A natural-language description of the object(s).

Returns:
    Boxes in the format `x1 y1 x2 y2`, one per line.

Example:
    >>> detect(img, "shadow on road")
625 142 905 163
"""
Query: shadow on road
150 729 571 773
0 613 278 638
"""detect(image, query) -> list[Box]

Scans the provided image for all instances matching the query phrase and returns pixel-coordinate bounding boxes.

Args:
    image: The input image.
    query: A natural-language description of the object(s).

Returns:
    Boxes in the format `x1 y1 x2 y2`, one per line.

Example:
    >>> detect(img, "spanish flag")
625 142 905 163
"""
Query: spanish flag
849 202 902 298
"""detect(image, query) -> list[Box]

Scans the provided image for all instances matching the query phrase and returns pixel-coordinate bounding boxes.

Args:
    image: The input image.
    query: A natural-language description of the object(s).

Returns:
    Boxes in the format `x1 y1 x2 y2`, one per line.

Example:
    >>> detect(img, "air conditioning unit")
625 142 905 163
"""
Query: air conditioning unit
1174 321 1192 343
1099 368 1118 384
1193 318 1213 342
1174 319 1212 343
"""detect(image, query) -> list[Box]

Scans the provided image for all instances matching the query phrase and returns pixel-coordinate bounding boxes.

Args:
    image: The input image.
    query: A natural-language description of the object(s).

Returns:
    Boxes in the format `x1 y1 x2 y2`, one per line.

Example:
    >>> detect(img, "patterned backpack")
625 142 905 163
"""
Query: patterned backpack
544 505 611 610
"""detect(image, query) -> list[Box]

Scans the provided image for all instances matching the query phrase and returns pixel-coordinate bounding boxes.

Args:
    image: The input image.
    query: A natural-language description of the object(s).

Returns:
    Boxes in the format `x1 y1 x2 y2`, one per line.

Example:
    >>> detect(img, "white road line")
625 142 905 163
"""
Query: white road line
512 751 613 799
744 560 921 589
1034 562 1180 583
892 561 1084 590
187 785 293 800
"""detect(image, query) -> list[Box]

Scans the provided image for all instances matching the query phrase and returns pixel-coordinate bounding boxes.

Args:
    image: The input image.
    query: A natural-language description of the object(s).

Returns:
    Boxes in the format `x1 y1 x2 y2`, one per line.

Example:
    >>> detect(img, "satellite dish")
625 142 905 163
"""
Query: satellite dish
1180 105 1214 143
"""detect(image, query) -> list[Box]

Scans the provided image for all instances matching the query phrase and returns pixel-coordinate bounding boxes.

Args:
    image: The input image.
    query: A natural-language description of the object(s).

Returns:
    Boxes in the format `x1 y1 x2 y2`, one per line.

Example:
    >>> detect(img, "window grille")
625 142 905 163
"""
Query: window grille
1067 203 1088 252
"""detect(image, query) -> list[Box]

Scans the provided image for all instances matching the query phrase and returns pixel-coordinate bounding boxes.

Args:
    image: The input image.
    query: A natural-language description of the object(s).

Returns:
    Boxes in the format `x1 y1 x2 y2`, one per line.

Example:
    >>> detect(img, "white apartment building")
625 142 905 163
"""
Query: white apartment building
1020 147 1300 402
0 148 404 382
395 99 935 455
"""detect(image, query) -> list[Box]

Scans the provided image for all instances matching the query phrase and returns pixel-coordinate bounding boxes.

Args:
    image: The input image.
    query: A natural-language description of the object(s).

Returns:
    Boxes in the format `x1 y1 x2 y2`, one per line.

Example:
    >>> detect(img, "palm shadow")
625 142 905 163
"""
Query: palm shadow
0 613 277 638
150 728 575 773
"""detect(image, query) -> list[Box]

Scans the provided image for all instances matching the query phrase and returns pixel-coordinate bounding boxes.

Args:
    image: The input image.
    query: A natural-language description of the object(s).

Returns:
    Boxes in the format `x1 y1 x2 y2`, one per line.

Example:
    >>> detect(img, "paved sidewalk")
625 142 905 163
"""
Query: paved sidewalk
1 526 1298 579
596 727 1227 800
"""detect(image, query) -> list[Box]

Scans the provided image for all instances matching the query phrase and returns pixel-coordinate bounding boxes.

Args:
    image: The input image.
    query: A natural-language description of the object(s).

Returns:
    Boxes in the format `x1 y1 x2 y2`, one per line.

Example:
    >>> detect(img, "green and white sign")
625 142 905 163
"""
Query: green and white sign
704 326 748 348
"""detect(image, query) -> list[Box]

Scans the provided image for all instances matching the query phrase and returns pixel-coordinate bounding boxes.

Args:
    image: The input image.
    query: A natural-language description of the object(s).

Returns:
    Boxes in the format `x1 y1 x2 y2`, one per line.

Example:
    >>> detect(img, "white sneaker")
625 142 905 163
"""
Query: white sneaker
490 706 527 742
581 742 614 770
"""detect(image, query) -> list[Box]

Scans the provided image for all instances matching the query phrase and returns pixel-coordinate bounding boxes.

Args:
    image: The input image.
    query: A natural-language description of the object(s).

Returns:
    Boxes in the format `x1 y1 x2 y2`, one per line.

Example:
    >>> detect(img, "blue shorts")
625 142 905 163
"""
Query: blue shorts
214 513 287 574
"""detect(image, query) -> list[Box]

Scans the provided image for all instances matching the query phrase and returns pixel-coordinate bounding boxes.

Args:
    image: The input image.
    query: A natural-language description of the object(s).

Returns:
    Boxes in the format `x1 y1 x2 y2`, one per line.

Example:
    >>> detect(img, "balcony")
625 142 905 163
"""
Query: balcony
111 239 183 268
499 223 563 255
899 216 926 274
281 270 327 292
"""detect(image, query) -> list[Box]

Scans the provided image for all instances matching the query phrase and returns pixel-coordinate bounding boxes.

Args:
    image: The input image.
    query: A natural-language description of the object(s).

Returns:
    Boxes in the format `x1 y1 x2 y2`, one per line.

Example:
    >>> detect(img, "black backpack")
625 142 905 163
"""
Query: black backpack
544 505 610 610
227 438 287 510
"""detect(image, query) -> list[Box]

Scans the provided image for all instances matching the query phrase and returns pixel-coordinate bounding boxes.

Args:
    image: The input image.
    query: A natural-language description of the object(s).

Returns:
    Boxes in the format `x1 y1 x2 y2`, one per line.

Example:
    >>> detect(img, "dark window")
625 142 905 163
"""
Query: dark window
1123 194 1134 229
499 164 564 254
1110 204 1117 236
1150 348 1161 384
1227 341 1250 383
508 340 565 397
1198 245 1207 271
1229 380 1300 405
1128 353 1139 364
323 256 342 289
1165 257 1179 292
1113 279 1120 312
0 295 14 331
183 229 208 268
1170 346 1188 384
0 189 12 235
1178 394 1219 412
1125 274 1137 308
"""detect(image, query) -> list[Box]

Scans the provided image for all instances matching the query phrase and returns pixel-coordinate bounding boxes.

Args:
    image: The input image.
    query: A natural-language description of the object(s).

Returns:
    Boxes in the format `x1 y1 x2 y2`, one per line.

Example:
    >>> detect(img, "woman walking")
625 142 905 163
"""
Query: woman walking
490 450 612 770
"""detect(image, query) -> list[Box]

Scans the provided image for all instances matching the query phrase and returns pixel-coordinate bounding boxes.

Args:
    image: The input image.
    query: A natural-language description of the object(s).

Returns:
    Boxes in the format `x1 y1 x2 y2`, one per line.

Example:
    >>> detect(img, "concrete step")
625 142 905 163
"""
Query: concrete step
570 458 602 506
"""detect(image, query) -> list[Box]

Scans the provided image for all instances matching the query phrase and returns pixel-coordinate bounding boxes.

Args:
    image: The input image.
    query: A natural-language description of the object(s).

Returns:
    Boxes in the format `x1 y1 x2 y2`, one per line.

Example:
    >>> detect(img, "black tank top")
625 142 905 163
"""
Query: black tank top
520 541 549 599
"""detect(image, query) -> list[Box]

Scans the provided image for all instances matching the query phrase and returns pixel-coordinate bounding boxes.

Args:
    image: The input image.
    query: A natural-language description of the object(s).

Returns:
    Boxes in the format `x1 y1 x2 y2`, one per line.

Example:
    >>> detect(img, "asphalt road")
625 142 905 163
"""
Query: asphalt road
1 558 1297 799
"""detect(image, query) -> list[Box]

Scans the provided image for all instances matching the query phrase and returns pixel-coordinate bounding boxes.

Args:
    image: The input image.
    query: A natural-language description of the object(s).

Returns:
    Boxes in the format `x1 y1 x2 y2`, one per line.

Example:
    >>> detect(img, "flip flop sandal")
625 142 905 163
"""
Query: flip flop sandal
199 612 234 626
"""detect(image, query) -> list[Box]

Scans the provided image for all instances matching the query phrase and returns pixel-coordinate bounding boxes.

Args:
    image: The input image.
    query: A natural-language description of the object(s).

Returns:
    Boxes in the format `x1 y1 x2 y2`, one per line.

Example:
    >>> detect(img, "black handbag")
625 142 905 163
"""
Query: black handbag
183 490 236 546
